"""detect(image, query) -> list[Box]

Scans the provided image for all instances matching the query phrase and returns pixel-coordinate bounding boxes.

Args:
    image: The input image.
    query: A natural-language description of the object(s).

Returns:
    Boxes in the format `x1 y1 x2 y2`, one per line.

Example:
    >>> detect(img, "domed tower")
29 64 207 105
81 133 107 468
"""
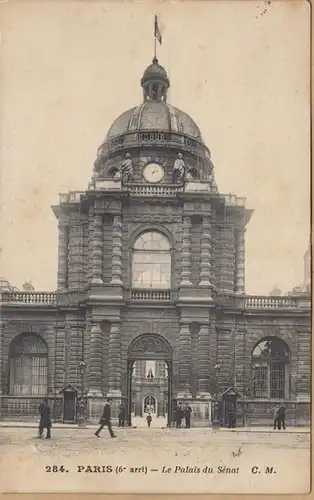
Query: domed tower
54 57 252 426
92 57 215 186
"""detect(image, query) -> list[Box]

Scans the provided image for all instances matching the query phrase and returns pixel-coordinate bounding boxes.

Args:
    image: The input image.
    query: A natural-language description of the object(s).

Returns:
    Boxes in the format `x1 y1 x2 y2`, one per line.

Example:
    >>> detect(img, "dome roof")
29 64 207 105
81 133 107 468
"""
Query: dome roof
141 57 169 86
107 101 202 141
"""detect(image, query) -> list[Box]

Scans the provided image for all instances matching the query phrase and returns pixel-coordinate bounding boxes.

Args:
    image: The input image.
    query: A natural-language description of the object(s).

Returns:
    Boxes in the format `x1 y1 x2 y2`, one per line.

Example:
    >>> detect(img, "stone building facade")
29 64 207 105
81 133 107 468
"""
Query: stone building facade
0 58 311 427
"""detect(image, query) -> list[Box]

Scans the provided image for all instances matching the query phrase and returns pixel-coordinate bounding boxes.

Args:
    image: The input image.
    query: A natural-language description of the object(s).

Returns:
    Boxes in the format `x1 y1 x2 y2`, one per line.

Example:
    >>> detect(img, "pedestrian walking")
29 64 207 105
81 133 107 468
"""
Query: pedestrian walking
184 404 192 428
277 403 286 430
95 399 116 438
38 397 52 439
118 402 126 427
146 413 152 428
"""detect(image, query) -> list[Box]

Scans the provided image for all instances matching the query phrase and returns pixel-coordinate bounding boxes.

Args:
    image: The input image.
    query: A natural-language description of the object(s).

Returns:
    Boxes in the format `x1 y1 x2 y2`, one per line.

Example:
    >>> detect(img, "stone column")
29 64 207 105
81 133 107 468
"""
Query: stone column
235 229 245 294
197 324 210 397
110 215 123 285
177 323 192 397
92 214 103 284
107 323 122 397
57 222 68 290
180 216 192 286
88 324 103 396
87 207 94 283
199 213 212 287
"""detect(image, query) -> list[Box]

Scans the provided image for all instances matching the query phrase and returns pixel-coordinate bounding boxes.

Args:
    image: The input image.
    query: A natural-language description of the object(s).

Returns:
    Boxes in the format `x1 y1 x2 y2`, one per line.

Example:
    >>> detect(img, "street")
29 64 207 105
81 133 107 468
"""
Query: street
0 423 310 494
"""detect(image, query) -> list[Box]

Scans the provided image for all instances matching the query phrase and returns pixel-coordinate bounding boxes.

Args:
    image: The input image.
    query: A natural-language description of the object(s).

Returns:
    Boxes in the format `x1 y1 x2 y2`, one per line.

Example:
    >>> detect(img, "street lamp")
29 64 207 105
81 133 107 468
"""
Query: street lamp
78 360 86 427
212 363 221 429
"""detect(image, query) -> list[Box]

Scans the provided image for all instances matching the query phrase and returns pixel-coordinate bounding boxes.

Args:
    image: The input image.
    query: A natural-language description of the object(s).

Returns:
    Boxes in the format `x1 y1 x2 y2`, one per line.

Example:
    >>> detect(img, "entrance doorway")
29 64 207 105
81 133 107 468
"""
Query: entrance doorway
126 334 173 427
143 395 157 415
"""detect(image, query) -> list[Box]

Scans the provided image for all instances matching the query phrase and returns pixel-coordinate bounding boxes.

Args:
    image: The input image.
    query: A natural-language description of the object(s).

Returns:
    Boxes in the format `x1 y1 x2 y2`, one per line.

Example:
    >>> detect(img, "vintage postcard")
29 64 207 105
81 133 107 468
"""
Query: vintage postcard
0 0 311 496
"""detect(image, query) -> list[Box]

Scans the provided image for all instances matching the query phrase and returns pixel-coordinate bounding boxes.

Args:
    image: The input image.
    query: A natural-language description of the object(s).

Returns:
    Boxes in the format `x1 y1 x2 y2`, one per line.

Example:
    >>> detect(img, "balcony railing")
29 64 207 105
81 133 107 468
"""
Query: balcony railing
1 292 57 305
245 296 298 309
130 289 171 301
126 184 183 196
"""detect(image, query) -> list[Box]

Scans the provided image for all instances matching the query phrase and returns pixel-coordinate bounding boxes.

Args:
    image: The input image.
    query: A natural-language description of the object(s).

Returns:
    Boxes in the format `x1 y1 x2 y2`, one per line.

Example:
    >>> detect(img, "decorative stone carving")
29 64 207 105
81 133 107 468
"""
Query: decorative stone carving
110 215 123 285
121 153 133 183
172 153 186 184
180 216 192 286
128 334 172 360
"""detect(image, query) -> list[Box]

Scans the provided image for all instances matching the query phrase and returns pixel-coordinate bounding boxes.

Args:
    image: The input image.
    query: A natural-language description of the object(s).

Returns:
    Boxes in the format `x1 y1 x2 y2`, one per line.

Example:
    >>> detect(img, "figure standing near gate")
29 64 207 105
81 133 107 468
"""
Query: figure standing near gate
118 402 126 428
184 403 192 428
38 397 52 439
95 398 116 438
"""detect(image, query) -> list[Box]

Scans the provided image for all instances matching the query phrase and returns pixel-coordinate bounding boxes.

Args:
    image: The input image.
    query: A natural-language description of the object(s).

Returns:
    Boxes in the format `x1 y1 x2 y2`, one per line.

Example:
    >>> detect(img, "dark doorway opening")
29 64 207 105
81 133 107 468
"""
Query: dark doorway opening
59 384 77 423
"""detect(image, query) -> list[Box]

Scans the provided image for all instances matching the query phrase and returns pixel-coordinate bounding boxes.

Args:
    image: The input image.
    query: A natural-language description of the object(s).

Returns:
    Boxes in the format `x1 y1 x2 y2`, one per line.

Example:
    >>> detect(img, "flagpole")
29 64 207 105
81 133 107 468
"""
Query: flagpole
154 35 157 60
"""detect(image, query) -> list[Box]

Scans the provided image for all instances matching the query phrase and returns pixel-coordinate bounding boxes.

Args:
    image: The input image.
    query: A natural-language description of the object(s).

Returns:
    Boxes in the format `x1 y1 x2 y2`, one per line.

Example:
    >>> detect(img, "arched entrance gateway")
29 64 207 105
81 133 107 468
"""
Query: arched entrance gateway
126 333 173 427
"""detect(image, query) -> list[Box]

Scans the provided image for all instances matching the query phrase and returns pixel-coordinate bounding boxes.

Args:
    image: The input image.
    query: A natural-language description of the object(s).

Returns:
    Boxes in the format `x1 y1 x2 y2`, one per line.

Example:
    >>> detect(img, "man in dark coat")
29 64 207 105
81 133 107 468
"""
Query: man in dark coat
95 399 116 438
184 404 192 428
176 403 183 428
277 403 286 430
118 403 126 428
227 404 236 429
38 397 52 439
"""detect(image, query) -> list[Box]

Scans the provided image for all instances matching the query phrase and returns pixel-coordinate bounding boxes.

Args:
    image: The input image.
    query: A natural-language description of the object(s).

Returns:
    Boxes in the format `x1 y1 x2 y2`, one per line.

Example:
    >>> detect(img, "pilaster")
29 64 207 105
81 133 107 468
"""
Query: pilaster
107 322 122 397
235 229 245 294
88 324 103 396
110 215 123 285
199 213 213 295
177 322 192 398
87 207 94 283
57 222 68 291
219 224 235 293
68 224 84 289
180 216 192 286
92 214 103 284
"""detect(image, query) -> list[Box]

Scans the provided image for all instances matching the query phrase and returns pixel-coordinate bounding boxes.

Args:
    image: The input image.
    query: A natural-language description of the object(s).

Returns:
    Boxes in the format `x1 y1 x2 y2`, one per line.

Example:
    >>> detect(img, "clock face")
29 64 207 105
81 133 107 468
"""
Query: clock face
143 163 164 183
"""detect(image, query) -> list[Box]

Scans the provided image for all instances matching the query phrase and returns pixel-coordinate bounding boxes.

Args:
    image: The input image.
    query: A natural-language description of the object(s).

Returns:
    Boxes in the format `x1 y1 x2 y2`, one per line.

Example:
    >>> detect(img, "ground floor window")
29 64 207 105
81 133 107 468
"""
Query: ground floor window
9 333 48 396
252 337 290 399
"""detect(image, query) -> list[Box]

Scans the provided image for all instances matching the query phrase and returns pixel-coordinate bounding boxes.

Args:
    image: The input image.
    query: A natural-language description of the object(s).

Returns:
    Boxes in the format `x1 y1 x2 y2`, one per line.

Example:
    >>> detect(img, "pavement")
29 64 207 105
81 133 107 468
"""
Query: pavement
0 424 310 494
0 416 310 433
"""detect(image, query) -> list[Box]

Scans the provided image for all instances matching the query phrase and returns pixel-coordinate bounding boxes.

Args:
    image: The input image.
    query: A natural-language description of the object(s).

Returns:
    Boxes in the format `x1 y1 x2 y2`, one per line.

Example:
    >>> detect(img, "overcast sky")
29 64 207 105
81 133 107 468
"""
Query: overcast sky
0 1 310 295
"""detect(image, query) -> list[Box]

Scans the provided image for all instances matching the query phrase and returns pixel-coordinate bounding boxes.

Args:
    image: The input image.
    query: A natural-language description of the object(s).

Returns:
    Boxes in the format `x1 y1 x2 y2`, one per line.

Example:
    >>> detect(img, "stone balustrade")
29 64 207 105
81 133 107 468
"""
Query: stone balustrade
245 295 298 309
59 191 85 204
130 289 171 301
1 292 57 305
126 184 183 196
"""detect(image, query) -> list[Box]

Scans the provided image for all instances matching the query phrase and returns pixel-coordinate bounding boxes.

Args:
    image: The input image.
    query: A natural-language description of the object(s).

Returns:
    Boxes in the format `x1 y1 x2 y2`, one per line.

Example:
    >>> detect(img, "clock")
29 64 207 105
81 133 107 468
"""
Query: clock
142 163 164 183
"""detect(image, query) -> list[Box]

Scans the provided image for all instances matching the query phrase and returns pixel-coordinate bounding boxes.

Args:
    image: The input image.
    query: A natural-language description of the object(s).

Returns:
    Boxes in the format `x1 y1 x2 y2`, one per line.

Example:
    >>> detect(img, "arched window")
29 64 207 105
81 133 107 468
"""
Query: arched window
252 337 291 399
132 231 171 289
9 333 48 396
